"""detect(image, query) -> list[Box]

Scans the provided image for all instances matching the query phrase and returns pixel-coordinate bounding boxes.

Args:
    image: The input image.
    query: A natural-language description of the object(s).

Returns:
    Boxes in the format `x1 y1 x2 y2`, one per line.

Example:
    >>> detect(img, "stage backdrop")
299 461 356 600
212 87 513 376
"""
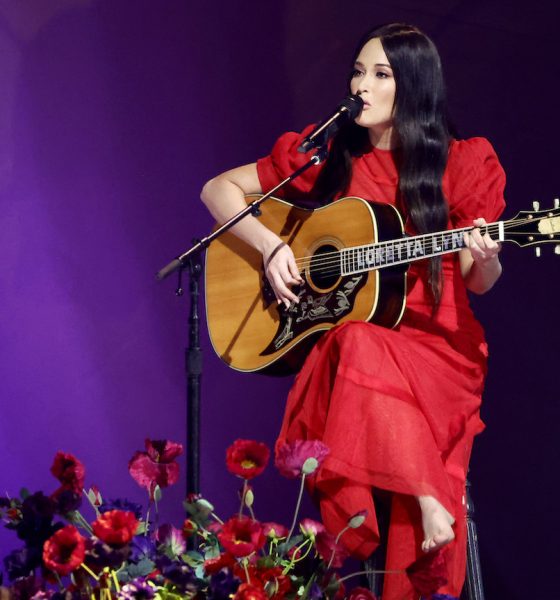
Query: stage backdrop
0 2 558 598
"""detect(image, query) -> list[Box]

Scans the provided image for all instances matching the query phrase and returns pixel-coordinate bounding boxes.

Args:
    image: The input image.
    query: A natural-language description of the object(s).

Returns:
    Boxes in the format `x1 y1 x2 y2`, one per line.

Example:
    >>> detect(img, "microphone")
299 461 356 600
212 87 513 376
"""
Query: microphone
297 94 364 153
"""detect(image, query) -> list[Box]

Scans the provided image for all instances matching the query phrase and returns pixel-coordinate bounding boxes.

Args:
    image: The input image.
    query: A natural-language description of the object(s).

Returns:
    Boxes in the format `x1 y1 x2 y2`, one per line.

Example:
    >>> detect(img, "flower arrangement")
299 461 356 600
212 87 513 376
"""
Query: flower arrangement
0 438 452 600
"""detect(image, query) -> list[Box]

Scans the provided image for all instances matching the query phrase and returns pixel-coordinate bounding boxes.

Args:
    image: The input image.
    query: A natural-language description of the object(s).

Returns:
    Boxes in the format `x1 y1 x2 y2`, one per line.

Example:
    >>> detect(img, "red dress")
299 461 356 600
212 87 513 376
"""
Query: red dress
256 126 506 599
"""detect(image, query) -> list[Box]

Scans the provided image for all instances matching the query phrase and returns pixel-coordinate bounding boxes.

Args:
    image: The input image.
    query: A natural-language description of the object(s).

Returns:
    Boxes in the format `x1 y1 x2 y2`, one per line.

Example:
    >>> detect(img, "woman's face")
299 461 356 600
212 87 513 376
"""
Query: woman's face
350 37 396 145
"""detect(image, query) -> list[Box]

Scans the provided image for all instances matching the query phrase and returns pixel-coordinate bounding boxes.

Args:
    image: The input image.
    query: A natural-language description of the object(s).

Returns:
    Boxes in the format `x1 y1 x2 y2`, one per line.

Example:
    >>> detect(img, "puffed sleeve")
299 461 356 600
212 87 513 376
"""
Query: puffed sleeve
446 137 506 228
256 124 325 201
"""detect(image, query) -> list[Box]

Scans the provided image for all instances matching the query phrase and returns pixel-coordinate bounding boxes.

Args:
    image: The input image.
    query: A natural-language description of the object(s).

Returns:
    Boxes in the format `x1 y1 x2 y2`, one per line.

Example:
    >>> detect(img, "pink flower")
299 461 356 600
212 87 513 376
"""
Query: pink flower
299 518 326 538
262 522 289 538
275 440 329 479
128 439 183 498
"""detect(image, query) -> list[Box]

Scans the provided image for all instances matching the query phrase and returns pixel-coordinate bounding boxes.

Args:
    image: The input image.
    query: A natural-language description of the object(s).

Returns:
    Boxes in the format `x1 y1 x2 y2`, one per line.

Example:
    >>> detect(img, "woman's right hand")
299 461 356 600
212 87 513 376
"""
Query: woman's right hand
201 162 304 307
262 238 304 308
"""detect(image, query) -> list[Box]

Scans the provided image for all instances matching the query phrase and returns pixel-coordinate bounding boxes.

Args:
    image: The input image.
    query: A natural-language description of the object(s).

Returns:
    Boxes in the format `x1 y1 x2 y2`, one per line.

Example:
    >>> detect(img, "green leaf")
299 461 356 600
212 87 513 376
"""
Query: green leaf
19 488 30 500
182 551 204 568
135 521 147 535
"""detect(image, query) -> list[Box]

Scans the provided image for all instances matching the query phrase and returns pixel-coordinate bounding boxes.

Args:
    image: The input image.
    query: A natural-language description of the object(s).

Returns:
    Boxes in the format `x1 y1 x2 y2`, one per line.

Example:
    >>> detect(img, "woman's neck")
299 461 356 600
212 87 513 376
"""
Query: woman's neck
368 126 398 150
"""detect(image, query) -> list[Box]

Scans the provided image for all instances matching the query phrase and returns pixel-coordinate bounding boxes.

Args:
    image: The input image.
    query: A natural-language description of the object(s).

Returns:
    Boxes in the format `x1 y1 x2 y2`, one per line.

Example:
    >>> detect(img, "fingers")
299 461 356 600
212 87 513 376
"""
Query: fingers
464 217 501 263
264 245 302 308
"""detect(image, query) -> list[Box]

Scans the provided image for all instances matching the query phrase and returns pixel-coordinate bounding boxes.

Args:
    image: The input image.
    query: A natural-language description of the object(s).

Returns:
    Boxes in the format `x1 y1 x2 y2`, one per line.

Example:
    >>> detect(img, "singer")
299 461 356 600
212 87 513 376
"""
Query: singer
201 23 505 600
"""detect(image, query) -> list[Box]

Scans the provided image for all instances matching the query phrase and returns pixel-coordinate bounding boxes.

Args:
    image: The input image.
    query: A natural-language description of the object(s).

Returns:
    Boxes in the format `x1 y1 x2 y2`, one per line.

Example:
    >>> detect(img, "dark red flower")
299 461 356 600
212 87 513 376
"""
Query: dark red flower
218 516 266 558
226 440 270 480
234 583 267 600
406 549 448 596
128 439 183 497
347 586 378 600
204 552 236 575
234 564 291 598
275 440 329 479
315 530 349 568
50 452 85 496
42 525 86 576
91 510 139 547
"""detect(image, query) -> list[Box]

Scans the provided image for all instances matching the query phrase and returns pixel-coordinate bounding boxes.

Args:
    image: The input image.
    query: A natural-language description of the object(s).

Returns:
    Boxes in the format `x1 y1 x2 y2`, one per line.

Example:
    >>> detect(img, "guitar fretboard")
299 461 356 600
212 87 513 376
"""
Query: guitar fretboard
340 222 505 275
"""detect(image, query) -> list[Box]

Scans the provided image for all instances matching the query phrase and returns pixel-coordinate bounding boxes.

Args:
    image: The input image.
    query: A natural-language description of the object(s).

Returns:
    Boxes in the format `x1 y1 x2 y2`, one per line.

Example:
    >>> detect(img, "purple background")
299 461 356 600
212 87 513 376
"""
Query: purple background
1 1 558 597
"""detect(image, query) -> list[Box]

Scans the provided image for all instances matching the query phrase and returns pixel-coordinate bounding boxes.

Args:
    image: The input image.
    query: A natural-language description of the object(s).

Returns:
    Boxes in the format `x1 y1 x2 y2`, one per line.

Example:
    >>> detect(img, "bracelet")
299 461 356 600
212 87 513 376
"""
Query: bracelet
264 241 287 271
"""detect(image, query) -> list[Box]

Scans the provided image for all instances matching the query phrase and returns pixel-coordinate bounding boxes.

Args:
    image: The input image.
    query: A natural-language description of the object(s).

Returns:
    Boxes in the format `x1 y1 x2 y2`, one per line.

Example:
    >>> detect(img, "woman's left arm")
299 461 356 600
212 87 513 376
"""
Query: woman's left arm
459 217 503 294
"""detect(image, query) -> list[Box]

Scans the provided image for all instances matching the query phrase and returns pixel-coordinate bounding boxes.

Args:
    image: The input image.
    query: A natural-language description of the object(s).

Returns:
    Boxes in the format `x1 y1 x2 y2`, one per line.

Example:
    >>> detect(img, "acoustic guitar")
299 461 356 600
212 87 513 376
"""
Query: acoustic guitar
205 195 559 375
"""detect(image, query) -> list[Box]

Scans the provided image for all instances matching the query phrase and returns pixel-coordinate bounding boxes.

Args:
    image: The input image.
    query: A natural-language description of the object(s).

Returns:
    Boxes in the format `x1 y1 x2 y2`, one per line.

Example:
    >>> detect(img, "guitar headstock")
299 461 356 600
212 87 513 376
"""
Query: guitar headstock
505 198 560 256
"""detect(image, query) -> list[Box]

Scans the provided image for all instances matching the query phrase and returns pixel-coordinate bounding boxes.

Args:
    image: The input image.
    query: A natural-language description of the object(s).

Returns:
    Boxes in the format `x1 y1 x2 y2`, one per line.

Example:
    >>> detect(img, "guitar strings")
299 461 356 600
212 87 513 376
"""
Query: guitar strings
288 215 555 276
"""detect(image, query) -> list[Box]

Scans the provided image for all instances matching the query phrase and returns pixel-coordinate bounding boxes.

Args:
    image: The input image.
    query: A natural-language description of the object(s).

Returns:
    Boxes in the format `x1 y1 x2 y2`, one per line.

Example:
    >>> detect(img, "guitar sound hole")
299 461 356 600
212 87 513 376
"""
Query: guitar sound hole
307 244 340 290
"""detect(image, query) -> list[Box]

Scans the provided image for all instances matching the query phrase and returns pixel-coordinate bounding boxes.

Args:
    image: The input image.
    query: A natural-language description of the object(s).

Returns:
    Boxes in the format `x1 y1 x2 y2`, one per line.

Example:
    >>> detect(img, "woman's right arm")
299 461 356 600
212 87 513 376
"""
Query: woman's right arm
201 163 302 306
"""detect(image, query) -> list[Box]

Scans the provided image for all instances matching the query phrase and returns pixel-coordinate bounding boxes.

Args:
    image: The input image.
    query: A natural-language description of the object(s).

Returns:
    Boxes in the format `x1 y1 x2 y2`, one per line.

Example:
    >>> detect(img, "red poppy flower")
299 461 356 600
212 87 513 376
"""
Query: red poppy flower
226 440 270 480
50 452 85 496
43 525 86 576
347 586 378 600
234 564 292 598
406 549 448 596
218 516 266 558
204 552 236 575
91 510 139 546
315 530 349 568
275 440 329 479
128 439 183 497
234 583 268 600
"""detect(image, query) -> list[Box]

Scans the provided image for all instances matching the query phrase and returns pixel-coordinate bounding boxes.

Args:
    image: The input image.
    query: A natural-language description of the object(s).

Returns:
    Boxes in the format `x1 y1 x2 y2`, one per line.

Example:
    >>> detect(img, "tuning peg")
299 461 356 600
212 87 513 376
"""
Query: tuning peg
535 246 541 257
533 201 540 211
555 245 560 255
554 198 559 209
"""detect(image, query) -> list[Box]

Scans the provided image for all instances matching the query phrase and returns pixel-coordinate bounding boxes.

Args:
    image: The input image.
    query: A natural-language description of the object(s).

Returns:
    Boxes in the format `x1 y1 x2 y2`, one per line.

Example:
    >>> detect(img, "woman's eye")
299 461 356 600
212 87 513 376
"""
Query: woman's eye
351 69 364 78
376 71 389 78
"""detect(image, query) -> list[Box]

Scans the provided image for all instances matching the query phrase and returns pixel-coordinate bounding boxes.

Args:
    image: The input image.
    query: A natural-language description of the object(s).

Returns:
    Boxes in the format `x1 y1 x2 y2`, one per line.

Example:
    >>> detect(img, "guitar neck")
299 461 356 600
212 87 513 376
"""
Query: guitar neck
341 221 505 275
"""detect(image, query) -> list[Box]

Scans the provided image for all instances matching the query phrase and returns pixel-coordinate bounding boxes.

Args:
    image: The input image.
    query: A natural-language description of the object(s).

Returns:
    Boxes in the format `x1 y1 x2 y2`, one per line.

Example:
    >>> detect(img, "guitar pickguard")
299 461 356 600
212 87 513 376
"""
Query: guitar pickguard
260 274 367 356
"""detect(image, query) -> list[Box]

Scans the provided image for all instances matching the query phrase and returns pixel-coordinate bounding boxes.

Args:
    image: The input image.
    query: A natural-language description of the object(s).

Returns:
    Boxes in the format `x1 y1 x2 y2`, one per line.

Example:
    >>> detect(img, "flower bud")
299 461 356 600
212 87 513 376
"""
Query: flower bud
301 457 319 475
347 510 368 529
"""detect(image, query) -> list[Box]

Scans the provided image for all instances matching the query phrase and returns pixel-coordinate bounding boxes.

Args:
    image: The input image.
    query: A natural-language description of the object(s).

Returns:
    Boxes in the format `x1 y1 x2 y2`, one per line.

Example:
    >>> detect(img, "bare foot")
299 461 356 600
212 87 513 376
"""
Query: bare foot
418 495 455 553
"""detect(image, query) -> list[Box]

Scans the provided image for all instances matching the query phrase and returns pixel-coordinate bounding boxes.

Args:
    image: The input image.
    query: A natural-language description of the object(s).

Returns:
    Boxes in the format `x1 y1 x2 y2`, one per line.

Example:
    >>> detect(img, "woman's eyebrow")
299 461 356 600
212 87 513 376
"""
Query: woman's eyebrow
354 60 392 69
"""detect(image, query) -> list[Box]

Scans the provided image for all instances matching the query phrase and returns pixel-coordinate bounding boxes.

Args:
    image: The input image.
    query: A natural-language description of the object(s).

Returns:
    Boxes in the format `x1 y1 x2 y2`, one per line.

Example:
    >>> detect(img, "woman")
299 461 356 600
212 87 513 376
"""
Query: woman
202 23 505 599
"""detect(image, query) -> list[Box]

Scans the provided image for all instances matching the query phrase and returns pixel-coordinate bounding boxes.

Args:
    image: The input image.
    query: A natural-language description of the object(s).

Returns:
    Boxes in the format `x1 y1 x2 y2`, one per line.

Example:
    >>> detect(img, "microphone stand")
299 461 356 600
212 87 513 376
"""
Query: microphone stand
156 146 328 499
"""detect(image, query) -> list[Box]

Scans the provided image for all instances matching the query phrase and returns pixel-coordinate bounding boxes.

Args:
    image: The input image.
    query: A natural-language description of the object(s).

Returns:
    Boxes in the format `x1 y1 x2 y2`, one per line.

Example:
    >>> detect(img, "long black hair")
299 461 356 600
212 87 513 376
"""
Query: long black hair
311 23 451 306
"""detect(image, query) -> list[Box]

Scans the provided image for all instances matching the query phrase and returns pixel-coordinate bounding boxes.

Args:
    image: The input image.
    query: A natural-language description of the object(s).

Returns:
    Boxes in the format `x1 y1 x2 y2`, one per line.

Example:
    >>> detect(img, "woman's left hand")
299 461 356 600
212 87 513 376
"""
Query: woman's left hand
463 217 501 263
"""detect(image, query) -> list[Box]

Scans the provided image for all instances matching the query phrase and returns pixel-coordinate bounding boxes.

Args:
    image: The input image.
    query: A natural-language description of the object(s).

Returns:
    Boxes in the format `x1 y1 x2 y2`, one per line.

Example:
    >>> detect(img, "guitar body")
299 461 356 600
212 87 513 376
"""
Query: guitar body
205 195 408 375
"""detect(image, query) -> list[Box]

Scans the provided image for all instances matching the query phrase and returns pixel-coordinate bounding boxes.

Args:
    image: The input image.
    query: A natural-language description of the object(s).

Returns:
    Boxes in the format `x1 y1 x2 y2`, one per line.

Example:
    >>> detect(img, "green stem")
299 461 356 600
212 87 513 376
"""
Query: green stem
326 525 349 570
210 511 224 525
242 558 251 584
71 510 93 535
300 572 317 600
238 480 248 518
338 569 404 584
286 473 306 544
281 539 312 575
